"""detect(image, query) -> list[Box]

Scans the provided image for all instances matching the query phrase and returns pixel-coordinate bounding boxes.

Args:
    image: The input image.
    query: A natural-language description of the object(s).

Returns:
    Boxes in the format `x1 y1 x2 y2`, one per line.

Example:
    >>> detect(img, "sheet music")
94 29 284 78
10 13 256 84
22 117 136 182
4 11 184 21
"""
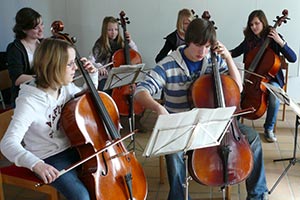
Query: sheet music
143 107 235 157
262 82 300 117
103 63 146 90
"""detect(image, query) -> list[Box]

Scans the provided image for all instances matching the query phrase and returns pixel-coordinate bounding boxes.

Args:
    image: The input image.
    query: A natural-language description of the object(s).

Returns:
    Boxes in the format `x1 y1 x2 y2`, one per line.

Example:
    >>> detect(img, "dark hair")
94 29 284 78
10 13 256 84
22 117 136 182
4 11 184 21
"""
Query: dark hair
13 7 42 39
243 10 270 40
185 18 217 46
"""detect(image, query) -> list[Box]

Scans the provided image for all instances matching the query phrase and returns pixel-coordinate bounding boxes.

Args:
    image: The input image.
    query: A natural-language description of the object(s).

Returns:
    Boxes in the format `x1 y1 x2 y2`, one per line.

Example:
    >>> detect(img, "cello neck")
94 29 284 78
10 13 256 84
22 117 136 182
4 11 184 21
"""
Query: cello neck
247 38 270 72
76 50 120 139
211 51 226 108
119 11 131 65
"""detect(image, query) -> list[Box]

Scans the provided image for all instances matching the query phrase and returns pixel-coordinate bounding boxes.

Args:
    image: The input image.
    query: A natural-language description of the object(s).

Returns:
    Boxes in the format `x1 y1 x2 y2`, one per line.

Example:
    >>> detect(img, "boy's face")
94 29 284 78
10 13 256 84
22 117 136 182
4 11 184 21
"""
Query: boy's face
185 42 211 62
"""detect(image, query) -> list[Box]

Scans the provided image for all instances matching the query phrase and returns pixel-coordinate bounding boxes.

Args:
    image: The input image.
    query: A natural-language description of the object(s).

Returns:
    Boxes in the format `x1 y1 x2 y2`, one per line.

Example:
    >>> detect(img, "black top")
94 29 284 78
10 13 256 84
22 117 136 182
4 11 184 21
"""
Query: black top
6 39 33 105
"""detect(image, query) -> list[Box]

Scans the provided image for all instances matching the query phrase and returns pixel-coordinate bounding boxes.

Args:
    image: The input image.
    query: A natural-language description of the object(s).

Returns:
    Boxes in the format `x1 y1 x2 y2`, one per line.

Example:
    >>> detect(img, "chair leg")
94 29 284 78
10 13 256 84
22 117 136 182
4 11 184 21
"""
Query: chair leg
282 103 286 121
159 156 165 184
0 173 4 200
226 186 231 200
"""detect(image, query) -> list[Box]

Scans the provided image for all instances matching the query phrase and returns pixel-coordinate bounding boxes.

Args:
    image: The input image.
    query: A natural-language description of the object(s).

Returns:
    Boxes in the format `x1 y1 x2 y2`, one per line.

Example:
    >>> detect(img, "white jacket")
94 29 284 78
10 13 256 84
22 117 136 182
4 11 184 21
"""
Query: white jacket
0 73 97 170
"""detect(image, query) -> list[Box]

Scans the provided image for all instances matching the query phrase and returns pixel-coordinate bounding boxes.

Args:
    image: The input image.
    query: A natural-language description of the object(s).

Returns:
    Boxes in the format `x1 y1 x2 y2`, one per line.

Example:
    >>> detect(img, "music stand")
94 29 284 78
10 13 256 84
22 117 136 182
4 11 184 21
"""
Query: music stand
104 63 146 151
262 82 300 194
143 106 236 200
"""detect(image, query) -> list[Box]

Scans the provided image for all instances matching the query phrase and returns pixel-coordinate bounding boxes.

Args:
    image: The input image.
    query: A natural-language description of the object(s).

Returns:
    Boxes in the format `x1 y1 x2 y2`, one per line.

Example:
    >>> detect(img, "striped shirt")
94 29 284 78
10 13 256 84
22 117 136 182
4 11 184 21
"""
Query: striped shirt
136 46 228 113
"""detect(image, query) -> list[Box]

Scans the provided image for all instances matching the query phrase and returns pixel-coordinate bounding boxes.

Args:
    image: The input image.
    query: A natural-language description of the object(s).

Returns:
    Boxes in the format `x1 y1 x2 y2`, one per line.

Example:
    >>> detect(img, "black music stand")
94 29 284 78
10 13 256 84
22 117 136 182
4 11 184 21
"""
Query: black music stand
104 63 146 151
262 82 300 194
143 107 236 200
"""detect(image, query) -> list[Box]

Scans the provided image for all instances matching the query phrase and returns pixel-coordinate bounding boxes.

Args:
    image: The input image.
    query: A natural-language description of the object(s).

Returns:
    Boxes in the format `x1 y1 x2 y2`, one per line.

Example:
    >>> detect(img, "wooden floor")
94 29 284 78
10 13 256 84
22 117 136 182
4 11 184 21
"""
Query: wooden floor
1 105 300 200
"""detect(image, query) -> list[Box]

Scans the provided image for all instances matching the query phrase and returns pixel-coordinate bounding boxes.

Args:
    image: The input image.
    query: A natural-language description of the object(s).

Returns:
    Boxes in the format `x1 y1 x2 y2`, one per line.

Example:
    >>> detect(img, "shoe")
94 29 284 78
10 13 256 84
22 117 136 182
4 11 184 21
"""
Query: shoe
263 192 269 200
264 130 277 142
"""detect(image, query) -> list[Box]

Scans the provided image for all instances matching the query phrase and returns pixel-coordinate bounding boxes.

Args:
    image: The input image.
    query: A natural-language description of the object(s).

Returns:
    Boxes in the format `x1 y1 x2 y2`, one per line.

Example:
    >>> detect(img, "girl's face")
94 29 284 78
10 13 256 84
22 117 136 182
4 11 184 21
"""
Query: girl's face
107 22 119 40
24 17 44 40
185 42 211 62
250 16 263 37
65 48 78 84
182 17 191 33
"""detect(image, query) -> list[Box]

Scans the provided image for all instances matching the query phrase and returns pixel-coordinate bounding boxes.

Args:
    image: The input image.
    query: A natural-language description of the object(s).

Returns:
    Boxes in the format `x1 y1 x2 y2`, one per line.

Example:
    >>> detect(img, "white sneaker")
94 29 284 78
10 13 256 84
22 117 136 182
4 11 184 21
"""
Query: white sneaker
263 191 269 200
264 130 277 142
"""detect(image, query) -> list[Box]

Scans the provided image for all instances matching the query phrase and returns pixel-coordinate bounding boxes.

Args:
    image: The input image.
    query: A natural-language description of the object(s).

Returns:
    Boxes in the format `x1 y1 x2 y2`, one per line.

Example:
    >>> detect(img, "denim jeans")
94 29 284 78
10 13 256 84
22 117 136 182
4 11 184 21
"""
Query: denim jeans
45 148 90 200
238 122 268 200
264 81 281 132
165 122 268 200
165 152 191 200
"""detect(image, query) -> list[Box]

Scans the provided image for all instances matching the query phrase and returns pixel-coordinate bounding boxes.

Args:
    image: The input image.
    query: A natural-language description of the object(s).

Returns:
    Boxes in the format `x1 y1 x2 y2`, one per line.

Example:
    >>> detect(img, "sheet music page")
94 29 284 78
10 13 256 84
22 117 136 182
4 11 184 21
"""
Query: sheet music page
187 108 234 150
104 63 146 90
143 107 235 157
262 82 300 117
262 82 290 105
143 109 200 157
289 100 300 117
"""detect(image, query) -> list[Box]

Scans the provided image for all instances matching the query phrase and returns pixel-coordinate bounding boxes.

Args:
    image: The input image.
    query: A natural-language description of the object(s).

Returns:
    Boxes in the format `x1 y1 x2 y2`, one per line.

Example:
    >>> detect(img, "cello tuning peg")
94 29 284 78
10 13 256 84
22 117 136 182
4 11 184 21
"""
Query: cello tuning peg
127 20 130 24
71 37 77 43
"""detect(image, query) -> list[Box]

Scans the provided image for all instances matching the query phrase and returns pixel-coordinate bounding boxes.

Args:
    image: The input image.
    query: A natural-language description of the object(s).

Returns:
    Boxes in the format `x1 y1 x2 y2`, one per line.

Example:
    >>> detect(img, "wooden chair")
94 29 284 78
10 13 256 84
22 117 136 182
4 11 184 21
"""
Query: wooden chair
273 56 289 133
0 109 60 200
0 69 12 110
280 55 289 121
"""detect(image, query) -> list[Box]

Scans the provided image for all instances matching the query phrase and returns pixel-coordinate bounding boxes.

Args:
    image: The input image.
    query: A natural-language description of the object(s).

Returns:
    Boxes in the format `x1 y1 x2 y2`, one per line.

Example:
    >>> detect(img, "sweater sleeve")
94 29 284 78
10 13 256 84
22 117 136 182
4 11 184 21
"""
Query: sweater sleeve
0 100 44 170
230 40 247 59
129 40 138 52
280 42 297 63
6 42 29 85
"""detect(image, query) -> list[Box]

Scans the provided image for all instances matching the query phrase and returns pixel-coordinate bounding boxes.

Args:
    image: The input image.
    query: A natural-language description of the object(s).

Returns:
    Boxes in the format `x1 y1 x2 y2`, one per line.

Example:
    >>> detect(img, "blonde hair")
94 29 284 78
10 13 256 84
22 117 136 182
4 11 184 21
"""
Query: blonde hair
176 9 194 35
34 38 74 90
92 16 124 62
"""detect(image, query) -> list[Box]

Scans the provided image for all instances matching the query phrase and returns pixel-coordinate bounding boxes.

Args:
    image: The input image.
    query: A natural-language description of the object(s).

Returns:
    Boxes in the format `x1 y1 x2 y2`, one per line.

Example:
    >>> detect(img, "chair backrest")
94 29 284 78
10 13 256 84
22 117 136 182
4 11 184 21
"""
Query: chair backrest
280 55 288 70
0 109 14 159
0 70 11 91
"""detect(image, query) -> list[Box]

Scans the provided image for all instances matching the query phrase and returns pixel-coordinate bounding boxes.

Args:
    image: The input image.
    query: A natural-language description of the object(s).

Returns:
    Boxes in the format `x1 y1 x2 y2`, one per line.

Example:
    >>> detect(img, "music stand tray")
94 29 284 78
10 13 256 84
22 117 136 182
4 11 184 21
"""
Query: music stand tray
262 82 300 194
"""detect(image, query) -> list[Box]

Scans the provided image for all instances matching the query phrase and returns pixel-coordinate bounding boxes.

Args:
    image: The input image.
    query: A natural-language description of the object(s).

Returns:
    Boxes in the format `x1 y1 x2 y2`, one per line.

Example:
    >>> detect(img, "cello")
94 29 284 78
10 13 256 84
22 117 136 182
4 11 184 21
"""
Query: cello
187 14 253 188
241 10 289 120
51 21 148 200
111 11 145 117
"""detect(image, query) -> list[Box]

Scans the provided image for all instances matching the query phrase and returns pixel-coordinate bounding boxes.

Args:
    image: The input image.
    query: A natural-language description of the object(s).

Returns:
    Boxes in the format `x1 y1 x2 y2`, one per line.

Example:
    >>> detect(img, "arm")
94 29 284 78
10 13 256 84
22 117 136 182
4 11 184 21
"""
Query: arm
125 31 138 52
269 29 297 62
230 40 246 59
215 42 243 92
0 104 38 169
89 49 109 77
134 90 168 115
155 40 173 63
155 31 177 63
6 42 33 86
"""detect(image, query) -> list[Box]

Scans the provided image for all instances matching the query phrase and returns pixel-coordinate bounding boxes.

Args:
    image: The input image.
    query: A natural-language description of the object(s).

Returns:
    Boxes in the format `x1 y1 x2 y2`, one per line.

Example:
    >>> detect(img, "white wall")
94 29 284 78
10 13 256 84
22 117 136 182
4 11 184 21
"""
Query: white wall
1 0 300 101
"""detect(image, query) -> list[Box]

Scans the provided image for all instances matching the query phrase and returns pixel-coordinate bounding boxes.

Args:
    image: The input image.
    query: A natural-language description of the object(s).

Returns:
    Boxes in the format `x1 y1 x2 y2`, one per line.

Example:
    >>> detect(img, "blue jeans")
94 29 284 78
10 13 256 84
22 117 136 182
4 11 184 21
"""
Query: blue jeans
238 122 268 200
45 148 90 200
165 152 191 200
264 81 281 132
165 122 268 200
